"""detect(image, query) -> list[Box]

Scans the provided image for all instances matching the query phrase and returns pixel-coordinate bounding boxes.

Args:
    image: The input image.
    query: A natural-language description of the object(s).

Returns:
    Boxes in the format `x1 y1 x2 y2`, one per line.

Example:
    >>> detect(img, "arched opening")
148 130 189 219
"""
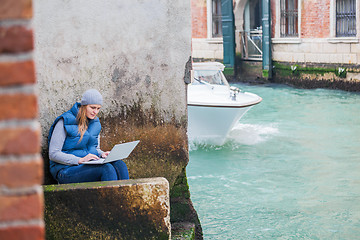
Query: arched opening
234 0 263 60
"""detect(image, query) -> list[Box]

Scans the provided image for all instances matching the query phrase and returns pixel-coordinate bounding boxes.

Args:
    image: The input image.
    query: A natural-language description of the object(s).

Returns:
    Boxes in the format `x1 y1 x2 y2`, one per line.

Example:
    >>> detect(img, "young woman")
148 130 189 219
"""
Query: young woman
48 89 129 184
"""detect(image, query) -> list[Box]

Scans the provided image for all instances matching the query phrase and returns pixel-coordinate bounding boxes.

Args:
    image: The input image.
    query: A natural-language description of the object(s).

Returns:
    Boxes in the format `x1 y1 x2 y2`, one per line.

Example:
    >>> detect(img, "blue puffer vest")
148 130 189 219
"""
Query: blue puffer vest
48 102 101 176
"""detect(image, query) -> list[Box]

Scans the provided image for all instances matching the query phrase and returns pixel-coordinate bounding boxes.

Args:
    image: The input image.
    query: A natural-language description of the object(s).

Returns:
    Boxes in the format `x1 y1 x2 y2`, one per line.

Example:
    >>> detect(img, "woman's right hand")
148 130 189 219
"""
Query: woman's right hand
78 154 100 164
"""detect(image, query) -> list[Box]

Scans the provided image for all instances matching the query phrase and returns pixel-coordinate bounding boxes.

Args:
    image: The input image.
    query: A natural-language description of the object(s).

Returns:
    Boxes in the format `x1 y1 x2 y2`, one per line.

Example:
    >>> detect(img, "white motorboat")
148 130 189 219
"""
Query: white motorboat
187 62 262 145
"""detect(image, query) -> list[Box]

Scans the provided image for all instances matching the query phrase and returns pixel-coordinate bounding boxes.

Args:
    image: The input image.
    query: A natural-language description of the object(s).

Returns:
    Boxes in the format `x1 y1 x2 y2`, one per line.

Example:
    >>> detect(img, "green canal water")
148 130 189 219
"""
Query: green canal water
187 83 360 239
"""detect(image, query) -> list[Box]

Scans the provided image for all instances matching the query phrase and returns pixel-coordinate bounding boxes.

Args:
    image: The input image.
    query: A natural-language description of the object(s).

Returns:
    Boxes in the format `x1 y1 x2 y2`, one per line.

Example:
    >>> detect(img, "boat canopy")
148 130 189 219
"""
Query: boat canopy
192 62 229 86
192 62 225 71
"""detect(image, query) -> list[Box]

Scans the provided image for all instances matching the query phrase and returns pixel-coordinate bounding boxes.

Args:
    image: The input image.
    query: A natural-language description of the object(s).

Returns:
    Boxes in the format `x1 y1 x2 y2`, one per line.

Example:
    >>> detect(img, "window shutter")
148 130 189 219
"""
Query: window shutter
221 0 235 67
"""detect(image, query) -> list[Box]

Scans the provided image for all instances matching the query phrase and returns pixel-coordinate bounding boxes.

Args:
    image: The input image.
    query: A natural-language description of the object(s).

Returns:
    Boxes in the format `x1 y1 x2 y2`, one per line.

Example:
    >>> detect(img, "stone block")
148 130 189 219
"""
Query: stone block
273 52 292 62
336 43 351 53
272 43 288 52
310 42 323 54
343 54 357 64
193 50 216 59
350 43 360 54
299 42 312 53
323 43 337 53
213 50 223 59
304 53 321 63
191 39 208 50
292 53 305 62
328 54 343 64
43 178 171 240
317 53 333 63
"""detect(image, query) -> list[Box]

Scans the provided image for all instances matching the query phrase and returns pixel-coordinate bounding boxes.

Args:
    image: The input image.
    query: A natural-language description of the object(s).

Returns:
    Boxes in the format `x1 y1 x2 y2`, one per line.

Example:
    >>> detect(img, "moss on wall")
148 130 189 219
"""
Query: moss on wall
170 168 203 239
273 62 338 77
233 59 360 92
235 60 270 84
99 100 188 189
272 62 360 91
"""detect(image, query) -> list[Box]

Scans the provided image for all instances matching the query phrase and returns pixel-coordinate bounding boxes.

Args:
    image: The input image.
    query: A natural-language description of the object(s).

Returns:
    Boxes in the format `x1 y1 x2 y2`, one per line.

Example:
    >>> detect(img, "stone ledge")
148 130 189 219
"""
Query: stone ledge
43 177 170 240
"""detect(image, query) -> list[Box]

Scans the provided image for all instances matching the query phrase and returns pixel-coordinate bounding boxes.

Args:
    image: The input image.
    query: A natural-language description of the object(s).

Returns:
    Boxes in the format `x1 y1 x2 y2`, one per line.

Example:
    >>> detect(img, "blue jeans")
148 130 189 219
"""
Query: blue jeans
55 160 129 184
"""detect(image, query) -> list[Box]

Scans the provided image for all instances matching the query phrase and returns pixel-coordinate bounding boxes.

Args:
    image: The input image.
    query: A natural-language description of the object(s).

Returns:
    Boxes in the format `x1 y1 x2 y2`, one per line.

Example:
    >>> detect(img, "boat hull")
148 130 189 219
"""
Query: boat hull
187 62 262 145
187 104 252 145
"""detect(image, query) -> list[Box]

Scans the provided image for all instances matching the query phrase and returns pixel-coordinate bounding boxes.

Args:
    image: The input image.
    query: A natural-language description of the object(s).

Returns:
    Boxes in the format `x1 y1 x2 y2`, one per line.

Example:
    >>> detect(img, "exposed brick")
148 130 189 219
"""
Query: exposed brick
0 225 44 240
271 0 276 38
0 192 43 222
0 127 40 155
0 25 34 53
0 157 43 188
0 0 33 20
191 0 207 38
301 0 330 38
0 61 36 86
0 94 38 120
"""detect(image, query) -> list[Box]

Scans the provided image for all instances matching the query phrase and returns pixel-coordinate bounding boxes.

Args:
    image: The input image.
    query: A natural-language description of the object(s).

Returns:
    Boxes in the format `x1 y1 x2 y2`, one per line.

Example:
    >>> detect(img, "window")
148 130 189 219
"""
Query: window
212 0 222 38
193 70 226 85
280 0 298 37
336 0 356 37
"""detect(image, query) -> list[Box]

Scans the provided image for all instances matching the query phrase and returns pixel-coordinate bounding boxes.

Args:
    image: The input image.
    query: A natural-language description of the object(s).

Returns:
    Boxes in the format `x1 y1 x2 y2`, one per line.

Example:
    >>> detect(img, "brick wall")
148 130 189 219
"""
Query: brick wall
0 0 44 239
191 0 207 38
271 0 276 38
301 0 330 38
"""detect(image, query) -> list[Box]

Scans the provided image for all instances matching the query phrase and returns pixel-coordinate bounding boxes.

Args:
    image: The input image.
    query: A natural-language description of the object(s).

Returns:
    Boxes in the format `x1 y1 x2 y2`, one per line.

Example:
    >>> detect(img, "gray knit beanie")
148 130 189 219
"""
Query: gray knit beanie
81 89 103 106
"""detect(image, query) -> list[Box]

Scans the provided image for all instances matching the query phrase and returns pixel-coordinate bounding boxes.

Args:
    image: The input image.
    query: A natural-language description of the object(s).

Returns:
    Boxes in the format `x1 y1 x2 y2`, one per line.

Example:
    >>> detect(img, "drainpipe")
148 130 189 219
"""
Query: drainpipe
262 0 272 79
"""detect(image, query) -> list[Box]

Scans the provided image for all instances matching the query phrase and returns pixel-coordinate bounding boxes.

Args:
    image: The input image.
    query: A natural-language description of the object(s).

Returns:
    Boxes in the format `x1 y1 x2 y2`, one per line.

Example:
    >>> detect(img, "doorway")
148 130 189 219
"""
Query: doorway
240 0 263 60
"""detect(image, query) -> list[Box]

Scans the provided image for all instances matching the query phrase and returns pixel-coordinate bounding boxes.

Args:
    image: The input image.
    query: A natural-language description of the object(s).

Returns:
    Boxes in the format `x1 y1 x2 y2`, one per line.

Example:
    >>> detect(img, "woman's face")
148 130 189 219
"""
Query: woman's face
85 104 101 119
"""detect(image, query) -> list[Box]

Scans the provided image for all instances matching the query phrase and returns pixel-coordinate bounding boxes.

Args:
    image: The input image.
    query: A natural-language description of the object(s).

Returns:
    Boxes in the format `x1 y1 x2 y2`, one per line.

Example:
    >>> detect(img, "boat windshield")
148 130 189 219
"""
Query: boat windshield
193 70 228 85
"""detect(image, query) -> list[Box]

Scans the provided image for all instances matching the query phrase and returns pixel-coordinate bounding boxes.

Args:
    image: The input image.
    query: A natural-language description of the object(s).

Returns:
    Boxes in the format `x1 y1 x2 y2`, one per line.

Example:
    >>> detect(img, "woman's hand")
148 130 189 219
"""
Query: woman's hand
78 154 100 164
101 151 110 158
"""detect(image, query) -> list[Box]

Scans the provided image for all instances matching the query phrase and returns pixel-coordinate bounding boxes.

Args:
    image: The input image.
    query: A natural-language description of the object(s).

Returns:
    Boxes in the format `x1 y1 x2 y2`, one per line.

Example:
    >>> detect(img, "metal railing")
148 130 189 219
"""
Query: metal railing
239 29 263 60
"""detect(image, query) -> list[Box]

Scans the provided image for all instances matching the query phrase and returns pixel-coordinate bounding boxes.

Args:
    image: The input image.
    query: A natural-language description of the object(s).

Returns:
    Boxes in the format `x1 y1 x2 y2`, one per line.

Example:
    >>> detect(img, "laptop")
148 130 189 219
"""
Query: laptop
83 140 140 164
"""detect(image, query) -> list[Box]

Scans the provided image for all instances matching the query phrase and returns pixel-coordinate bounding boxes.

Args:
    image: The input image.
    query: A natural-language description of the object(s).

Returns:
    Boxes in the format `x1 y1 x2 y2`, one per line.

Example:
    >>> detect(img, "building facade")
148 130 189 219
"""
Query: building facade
272 0 360 65
191 0 225 60
192 0 360 87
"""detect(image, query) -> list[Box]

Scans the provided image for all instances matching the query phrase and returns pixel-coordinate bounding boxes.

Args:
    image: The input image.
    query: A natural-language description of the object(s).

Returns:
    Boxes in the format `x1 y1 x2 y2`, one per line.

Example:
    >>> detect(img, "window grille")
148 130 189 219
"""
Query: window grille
280 0 298 37
336 0 356 37
212 0 222 38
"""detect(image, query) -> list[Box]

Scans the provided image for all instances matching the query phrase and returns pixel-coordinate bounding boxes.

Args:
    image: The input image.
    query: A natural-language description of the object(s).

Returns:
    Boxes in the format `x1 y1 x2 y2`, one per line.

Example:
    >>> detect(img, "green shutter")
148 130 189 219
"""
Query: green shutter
221 0 235 68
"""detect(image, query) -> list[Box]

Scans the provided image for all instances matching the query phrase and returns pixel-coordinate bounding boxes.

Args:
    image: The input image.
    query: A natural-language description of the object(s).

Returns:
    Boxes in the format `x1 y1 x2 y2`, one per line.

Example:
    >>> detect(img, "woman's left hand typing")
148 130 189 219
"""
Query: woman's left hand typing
101 151 110 158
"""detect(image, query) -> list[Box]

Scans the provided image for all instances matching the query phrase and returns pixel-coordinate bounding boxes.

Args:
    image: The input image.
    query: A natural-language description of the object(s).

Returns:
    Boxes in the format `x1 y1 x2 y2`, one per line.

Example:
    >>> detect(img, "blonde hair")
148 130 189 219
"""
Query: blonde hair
76 105 88 142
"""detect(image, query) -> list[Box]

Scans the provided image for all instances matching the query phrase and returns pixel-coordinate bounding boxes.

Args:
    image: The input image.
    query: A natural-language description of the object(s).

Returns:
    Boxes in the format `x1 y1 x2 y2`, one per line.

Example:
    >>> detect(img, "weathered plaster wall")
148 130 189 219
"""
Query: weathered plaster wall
34 0 190 129
33 0 192 187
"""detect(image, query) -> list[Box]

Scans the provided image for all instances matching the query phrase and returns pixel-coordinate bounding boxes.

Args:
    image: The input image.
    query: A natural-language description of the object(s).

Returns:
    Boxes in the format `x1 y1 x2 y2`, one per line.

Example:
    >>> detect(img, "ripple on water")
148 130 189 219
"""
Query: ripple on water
187 83 360 239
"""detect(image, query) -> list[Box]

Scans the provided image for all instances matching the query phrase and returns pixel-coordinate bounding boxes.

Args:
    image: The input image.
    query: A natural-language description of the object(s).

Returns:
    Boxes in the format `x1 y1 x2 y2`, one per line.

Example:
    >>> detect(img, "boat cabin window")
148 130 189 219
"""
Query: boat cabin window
193 70 227 85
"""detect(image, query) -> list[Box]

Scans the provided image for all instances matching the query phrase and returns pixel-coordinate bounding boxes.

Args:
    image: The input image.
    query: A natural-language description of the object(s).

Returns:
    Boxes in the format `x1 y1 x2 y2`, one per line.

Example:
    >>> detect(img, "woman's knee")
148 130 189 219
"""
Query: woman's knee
101 163 118 180
111 160 129 180
113 160 127 169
